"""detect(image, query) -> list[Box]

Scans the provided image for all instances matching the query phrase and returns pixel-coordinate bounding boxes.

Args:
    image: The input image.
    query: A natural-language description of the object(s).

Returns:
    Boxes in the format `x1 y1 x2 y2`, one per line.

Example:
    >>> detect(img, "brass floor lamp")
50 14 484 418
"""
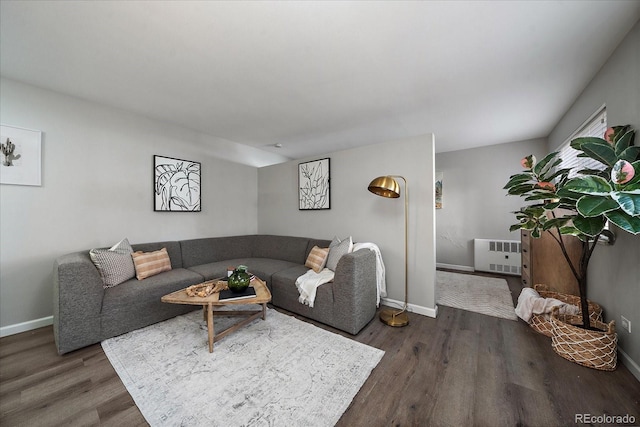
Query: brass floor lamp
368 175 409 327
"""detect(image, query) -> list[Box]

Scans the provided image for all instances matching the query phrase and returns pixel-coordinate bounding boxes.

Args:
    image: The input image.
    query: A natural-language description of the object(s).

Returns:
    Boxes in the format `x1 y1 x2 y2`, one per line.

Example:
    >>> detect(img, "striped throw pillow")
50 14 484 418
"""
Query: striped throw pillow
305 246 330 273
89 238 136 288
132 247 172 280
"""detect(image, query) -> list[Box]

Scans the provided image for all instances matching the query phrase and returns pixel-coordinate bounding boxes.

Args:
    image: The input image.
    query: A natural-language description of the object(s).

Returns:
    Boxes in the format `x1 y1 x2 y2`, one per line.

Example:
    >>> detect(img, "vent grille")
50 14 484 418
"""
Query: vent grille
474 239 521 276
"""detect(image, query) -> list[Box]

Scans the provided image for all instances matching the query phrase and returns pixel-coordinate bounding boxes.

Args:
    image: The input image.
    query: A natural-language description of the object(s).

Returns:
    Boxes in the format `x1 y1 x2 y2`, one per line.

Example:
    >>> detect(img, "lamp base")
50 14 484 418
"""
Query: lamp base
379 308 409 327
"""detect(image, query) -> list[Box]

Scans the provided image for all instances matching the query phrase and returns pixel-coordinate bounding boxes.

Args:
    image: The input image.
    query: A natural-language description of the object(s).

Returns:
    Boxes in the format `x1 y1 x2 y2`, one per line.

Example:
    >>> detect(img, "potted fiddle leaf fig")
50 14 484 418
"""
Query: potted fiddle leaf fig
504 125 639 370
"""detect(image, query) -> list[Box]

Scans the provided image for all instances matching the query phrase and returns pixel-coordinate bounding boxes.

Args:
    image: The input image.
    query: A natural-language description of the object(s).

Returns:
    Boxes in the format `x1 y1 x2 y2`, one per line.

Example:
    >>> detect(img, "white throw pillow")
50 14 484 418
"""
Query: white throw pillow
326 236 353 271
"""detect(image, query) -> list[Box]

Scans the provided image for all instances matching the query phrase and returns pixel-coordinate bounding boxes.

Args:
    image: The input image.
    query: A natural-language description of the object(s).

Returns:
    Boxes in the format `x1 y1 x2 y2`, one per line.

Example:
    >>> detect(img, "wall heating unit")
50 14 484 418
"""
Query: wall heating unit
473 239 521 276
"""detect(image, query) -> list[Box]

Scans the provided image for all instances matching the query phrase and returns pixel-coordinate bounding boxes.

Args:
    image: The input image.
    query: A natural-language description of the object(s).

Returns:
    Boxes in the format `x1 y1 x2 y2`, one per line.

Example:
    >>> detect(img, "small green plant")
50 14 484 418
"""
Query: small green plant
504 125 639 330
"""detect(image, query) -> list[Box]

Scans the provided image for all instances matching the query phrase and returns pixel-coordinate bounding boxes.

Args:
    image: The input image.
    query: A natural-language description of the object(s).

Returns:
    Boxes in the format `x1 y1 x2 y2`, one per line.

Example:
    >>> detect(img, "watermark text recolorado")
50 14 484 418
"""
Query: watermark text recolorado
575 413 636 424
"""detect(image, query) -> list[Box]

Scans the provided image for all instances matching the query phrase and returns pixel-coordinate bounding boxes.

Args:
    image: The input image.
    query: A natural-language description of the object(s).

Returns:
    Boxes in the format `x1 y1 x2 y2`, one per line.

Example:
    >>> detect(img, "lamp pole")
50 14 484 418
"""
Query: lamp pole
368 175 409 327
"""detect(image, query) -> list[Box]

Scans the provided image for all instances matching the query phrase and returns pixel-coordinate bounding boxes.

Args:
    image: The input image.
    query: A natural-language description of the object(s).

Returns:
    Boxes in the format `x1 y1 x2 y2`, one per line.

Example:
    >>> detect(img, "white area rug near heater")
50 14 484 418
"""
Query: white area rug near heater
102 307 384 426
436 270 518 321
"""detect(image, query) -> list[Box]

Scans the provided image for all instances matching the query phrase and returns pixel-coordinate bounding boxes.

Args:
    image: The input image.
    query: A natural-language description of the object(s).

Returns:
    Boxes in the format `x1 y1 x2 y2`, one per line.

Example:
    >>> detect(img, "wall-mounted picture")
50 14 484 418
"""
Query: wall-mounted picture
154 155 201 212
435 171 443 209
299 157 330 210
0 124 42 186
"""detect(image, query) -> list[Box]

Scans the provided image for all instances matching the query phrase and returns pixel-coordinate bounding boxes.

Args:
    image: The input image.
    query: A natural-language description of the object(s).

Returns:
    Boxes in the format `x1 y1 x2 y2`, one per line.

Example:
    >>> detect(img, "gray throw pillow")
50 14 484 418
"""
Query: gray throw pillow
326 236 353 271
89 238 136 288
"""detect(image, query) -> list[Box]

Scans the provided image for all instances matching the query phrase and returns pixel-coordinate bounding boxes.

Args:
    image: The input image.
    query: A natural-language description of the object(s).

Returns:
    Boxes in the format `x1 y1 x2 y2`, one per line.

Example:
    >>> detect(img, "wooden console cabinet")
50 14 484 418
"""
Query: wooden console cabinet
520 229 583 296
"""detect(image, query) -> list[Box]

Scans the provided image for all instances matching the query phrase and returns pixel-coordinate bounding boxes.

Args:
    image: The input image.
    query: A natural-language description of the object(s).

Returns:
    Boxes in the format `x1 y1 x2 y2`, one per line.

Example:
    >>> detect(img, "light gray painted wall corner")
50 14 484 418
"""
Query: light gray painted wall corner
0 78 259 329
258 134 437 312
547 21 640 371
435 138 548 268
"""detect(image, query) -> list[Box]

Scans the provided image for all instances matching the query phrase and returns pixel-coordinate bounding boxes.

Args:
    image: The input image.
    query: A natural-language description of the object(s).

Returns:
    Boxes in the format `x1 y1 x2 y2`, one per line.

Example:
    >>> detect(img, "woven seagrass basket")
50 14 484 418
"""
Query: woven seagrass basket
550 307 617 371
529 284 603 337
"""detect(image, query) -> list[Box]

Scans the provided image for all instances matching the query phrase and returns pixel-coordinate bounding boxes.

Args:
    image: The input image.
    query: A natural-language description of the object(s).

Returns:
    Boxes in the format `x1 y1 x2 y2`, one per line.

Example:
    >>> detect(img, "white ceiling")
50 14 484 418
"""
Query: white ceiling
1 1 639 165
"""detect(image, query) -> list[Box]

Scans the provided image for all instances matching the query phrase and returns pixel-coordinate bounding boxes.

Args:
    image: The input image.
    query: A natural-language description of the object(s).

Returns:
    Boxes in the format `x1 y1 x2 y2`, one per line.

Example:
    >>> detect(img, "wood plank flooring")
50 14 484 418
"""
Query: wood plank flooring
1 272 639 426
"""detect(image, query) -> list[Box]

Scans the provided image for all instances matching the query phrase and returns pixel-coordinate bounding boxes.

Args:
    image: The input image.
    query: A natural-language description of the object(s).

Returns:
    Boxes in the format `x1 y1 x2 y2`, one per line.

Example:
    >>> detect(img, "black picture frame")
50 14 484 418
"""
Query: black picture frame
154 155 201 212
298 157 330 210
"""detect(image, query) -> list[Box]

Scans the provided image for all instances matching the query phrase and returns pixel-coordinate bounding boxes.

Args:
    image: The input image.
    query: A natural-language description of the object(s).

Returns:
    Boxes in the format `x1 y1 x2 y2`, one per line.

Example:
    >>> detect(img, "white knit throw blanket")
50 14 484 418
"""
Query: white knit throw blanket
515 287 580 322
296 268 335 308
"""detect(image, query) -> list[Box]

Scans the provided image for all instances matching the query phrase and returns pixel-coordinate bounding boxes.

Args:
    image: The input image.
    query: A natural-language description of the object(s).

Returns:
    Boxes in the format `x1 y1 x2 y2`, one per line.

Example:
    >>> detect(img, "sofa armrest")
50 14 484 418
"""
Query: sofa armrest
53 251 104 354
332 249 378 334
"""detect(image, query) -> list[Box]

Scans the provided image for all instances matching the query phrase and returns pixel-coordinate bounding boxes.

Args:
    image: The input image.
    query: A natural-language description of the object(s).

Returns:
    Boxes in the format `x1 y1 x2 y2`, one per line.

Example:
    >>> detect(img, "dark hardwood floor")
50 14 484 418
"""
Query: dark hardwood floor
1 272 639 426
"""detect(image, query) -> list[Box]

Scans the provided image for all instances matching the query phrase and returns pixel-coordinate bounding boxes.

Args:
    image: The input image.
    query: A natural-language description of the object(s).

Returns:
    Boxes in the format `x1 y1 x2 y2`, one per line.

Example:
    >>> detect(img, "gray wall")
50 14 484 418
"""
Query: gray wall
435 138 548 269
0 78 259 332
258 134 437 315
547 22 640 372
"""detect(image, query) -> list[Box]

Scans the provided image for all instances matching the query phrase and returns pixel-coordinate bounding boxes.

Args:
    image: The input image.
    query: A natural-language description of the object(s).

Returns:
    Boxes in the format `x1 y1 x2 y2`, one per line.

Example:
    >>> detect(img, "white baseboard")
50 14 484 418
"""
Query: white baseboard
0 316 53 338
436 263 475 272
381 297 438 318
619 347 640 382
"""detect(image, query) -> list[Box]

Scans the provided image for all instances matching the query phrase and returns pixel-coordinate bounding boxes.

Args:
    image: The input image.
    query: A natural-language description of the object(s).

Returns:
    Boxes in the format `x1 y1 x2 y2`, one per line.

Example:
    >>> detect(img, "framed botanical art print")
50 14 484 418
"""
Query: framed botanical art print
298 157 330 210
154 155 201 212
0 124 42 186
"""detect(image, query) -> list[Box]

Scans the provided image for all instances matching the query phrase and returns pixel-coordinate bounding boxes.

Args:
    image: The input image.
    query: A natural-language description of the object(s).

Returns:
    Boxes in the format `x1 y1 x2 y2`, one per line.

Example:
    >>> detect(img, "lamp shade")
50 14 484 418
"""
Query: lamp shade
368 176 400 198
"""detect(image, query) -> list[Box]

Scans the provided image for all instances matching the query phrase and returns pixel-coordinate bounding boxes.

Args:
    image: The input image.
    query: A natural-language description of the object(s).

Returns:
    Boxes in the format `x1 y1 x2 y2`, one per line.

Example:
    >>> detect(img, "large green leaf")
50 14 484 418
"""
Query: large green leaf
580 142 617 167
575 195 619 217
504 173 534 189
542 217 570 230
507 183 537 195
610 192 640 216
626 161 640 186
618 146 640 163
624 183 640 191
521 205 546 217
573 215 606 237
614 130 635 156
570 136 608 151
525 192 558 201
575 168 608 180
556 187 582 200
558 226 583 237
543 201 561 210
605 209 640 235
540 168 571 183
563 176 612 195
533 152 561 178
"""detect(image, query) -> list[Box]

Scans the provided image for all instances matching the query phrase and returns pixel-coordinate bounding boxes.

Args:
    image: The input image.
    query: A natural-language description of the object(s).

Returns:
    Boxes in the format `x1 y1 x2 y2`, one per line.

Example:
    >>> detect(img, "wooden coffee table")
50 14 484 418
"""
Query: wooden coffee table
161 277 272 353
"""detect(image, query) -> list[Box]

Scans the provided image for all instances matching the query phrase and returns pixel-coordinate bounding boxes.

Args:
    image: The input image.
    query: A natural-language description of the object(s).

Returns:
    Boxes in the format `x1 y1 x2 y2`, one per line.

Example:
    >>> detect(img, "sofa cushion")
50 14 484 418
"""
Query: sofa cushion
132 247 172 280
89 238 136 288
187 258 300 288
101 268 204 338
271 265 335 322
187 258 252 281
242 258 301 287
252 235 310 264
180 236 254 268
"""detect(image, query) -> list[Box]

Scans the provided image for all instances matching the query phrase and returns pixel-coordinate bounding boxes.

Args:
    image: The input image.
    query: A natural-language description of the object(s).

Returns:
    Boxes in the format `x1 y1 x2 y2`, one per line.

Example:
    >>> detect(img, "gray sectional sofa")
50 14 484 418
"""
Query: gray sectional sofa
53 235 377 354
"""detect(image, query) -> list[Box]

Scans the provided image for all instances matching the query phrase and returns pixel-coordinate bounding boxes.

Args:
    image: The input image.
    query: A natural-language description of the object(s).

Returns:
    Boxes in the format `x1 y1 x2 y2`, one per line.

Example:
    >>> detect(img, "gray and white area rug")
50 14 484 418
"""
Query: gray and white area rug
102 307 384 426
436 270 518 320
